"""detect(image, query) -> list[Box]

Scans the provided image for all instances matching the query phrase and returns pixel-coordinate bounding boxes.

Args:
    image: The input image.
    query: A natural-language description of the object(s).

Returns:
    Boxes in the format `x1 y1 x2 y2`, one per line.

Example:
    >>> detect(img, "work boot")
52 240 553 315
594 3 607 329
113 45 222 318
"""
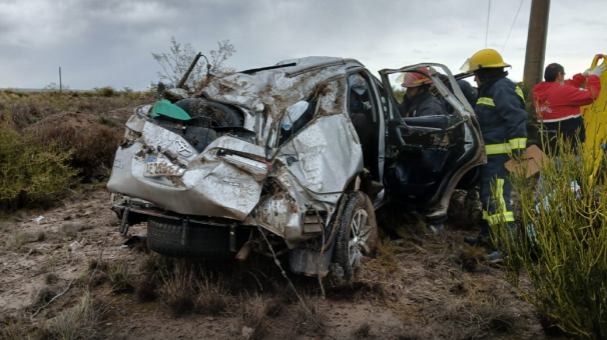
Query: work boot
485 250 505 263
427 222 445 234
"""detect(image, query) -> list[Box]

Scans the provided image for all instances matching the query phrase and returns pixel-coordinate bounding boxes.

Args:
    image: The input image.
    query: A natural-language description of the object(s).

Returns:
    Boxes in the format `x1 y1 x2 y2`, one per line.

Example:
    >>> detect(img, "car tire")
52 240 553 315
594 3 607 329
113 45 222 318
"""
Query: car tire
174 98 243 127
146 217 247 258
330 192 378 285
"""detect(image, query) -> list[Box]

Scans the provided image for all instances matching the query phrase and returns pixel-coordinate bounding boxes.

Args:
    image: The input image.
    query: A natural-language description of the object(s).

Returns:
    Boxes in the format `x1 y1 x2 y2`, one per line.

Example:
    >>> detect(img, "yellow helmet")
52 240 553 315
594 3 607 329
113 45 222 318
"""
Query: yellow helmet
460 48 511 73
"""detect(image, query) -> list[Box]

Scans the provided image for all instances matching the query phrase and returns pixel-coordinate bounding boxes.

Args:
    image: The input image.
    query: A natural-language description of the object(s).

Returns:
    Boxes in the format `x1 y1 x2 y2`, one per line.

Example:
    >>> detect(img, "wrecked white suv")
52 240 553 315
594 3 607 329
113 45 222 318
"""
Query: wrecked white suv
107 57 485 282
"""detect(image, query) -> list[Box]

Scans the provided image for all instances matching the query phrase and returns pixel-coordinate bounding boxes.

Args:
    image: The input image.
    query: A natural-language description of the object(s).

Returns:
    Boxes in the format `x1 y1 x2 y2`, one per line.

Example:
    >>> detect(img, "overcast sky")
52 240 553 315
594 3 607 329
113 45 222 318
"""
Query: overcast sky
1 0 605 90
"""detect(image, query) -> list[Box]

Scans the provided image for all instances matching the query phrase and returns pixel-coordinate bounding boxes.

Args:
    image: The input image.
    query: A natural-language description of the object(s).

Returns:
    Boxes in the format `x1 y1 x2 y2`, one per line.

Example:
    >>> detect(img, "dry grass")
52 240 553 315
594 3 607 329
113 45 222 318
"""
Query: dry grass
30 285 60 310
159 264 197 317
24 112 124 177
4 232 28 250
4 231 44 250
237 294 276 340
40 292 107 340
60 222 91 240
0 89 152 211
100 260 135 293
0 316 34 340
290 299 326 337
45 273 60 285
352 323 373 339
0 89 151 131
195 278 234 316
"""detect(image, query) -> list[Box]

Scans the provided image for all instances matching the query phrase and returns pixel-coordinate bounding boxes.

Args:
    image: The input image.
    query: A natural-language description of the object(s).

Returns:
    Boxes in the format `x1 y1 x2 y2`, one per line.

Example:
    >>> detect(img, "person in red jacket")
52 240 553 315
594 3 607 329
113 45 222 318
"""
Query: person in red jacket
533 63 605 154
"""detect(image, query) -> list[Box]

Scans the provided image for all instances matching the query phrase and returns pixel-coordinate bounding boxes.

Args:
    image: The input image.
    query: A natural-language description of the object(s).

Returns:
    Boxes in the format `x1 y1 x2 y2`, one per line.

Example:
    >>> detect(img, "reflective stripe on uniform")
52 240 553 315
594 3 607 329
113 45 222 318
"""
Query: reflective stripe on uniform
515 86 525 102
509 138 527 150
477 97 495 106
483 178 515 225
482 211 515 224
485 143 510 155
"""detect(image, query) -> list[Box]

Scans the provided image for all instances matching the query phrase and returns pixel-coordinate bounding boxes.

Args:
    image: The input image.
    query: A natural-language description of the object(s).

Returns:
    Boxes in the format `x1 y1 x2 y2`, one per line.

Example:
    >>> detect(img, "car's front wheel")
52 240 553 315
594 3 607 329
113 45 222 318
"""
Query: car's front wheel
330 192 378 285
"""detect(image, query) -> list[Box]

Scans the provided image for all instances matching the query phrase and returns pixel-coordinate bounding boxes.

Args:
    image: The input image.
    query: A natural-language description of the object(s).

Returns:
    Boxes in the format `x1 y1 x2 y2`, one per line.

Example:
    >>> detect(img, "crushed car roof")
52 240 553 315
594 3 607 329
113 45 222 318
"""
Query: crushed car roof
200 56 364 116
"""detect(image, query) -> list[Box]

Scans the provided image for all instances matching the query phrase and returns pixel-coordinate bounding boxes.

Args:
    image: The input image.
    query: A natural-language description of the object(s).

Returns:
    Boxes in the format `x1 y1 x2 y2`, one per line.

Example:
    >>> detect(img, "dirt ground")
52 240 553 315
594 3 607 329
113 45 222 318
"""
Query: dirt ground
0 189 563 340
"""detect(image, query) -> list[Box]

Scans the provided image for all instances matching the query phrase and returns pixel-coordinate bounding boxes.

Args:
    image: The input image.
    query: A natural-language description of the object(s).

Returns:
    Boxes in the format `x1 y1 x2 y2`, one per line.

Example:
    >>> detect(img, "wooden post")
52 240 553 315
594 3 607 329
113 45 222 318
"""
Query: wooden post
523 0 551 88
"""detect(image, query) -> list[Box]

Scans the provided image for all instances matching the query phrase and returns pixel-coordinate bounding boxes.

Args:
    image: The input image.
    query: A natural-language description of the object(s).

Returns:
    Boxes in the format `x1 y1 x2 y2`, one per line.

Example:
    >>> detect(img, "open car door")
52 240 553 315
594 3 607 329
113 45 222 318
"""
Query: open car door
379 63 486 220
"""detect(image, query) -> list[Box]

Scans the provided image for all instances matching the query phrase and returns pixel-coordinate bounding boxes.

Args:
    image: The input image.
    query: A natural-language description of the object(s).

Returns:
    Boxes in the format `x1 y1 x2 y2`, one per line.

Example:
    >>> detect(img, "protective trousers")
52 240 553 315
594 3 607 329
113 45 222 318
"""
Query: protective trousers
479 155 517 240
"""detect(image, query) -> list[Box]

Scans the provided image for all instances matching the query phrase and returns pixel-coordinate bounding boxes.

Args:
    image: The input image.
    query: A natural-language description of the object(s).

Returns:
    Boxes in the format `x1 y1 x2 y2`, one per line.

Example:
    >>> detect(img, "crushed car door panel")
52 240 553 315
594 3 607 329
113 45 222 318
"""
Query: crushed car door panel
379 63 486 216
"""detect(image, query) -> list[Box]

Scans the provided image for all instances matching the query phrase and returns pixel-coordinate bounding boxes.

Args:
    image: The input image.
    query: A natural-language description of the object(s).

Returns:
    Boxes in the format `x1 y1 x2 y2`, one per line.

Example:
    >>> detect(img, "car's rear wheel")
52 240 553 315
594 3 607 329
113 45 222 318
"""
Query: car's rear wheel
330 192 378 285
146 216 249 258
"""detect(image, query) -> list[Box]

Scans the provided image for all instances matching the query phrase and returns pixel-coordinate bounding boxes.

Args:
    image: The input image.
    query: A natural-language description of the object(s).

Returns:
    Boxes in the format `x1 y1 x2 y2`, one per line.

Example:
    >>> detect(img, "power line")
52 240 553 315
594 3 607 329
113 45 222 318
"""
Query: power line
501 0 526 53
485 0 491 48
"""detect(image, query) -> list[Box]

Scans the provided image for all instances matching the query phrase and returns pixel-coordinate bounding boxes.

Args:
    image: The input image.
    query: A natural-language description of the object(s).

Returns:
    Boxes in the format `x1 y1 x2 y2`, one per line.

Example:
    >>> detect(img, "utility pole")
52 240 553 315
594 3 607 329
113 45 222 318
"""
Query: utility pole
59 67 62 92
523 0 551 88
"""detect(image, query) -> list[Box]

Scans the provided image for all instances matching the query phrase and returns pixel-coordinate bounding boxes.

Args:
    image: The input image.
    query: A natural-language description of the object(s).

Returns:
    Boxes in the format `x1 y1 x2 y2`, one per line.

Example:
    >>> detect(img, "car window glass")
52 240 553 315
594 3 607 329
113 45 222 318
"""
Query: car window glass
278 100 317 146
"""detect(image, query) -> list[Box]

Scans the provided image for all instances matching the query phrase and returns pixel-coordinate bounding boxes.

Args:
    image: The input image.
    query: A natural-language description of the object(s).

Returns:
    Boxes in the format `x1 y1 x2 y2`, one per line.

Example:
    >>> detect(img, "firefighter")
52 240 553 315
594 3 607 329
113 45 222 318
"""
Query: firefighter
397 68 447 118
460 49 527 261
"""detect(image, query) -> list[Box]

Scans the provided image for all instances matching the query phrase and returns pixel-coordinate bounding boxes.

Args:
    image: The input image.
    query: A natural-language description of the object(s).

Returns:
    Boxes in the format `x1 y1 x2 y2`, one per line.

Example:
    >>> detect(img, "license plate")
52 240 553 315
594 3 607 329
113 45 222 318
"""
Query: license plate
143 162 184 177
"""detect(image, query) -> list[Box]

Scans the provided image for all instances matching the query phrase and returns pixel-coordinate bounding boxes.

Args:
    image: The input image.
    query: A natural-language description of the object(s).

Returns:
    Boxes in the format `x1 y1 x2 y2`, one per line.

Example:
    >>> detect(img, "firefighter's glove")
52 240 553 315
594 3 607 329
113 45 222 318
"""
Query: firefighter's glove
584 64 606 77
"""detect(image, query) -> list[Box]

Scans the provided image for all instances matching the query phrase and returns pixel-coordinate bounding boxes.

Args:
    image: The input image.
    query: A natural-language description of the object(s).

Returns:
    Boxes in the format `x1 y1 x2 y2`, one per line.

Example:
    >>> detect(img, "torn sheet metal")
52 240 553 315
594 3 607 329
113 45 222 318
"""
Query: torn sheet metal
109 57 366 245
107 131 267 220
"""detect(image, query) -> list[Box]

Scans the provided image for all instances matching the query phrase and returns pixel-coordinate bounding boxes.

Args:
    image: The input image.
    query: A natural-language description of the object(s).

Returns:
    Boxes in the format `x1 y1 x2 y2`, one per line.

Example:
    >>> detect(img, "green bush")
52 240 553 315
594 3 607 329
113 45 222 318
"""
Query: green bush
94 86 117 97
494 136 607 338
0 123 78 210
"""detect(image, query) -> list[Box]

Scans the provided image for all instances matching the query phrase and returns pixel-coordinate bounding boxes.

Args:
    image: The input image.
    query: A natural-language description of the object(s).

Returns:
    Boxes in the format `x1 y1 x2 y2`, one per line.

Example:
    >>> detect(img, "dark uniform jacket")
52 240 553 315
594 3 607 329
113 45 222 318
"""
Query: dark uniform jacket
398 90 447 118
475 73 527 157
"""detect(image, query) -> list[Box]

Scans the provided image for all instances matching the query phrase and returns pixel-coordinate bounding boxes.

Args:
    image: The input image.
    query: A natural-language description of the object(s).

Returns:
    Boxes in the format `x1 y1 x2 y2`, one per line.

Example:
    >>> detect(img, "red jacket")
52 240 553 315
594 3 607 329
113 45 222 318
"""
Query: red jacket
533 74 601 123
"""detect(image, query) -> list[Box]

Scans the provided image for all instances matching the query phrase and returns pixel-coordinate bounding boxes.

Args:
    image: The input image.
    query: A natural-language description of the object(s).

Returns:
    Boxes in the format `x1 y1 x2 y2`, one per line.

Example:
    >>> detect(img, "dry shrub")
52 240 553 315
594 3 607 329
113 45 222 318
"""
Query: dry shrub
30 285 60 310
100 260 135 293
135 275 159 302
25 112 123 176
45 273 60 285
134 253 172 302
159 264 197 317
238 294 274 340
41 292 107 340
353 323 373 339
290 299 326 336
4 231 43 250
94 86 117 97
4 232 27 250
0 123 78 210
0 89 151 131
495 136 607 338
195 278 234 316
1 316 34 340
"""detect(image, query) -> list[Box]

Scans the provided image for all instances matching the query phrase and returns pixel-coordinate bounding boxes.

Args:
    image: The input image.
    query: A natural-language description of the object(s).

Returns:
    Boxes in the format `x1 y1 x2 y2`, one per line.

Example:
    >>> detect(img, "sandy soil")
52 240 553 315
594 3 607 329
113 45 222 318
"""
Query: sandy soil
0 189 559 340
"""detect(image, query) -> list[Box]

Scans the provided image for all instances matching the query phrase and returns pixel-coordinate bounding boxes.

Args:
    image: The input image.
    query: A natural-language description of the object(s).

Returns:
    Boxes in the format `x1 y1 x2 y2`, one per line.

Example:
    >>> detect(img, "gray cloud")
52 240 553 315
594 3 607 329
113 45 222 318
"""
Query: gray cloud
0 0 605 89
